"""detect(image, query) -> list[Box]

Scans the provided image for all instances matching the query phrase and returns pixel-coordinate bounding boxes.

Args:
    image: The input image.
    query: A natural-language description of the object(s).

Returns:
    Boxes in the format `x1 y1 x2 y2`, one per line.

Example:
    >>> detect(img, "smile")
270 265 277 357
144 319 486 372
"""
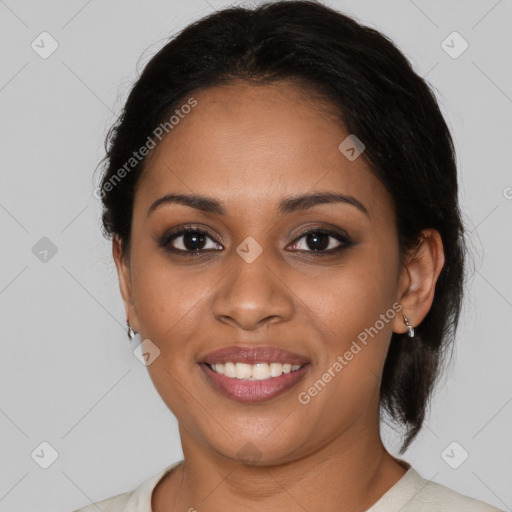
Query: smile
200 362 310 403
208 361 304 380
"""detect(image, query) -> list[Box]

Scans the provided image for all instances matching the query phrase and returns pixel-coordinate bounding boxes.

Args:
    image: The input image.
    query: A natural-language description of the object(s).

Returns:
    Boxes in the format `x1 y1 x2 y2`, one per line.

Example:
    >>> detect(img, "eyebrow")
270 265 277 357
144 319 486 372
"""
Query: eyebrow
147 191 369 217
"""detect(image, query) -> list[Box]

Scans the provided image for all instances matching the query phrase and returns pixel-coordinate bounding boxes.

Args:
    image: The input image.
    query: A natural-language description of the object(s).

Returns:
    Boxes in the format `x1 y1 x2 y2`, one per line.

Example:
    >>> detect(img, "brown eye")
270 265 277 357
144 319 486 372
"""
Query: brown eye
161 227 223 255
289 228 352 254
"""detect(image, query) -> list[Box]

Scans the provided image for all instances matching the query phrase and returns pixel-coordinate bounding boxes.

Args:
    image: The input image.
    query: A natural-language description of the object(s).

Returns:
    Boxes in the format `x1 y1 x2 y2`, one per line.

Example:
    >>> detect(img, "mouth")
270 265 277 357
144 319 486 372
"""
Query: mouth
199 345 310 403
206 361 305 379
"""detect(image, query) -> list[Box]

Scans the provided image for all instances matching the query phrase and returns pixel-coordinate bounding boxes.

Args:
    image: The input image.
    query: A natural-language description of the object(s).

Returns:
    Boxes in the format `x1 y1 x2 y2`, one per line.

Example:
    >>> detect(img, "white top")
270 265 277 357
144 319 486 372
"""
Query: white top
72 460 503 512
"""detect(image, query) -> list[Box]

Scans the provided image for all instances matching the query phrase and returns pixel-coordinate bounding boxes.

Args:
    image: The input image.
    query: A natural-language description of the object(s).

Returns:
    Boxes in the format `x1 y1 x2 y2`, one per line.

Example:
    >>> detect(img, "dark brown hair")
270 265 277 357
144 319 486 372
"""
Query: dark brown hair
95 0 466 453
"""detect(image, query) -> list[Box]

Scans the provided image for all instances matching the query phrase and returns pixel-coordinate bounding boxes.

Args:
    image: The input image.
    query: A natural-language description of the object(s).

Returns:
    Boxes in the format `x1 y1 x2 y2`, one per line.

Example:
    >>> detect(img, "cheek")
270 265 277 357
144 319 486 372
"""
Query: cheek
300 252 396 338
296 265 395 423
129 250 215 354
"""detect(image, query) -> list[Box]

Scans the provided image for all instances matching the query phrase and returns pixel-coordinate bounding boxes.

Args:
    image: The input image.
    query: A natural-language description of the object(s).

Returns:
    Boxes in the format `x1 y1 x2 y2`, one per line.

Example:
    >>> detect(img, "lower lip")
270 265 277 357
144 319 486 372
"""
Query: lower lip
200 363 310 403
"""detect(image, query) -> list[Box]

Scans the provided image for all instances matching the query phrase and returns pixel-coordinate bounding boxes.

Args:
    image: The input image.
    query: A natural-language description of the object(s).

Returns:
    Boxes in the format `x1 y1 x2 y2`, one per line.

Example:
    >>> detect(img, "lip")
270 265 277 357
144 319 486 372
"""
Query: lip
200 362 310 403
200 345 309 365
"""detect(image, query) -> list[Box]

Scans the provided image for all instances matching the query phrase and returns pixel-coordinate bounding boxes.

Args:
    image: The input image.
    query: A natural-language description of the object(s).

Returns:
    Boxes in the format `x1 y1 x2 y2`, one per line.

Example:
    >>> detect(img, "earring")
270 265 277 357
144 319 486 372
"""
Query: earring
403 315 415 338
126 319 137 340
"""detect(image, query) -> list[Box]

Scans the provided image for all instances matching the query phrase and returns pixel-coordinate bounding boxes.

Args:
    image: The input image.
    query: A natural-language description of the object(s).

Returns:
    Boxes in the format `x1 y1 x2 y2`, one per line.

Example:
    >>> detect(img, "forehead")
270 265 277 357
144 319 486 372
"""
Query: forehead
135 81 392 219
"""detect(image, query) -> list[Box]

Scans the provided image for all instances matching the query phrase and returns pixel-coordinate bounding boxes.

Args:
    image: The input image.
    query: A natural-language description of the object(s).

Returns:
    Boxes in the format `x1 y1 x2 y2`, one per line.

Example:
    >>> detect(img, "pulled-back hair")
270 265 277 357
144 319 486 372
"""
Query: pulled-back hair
96 0 466 453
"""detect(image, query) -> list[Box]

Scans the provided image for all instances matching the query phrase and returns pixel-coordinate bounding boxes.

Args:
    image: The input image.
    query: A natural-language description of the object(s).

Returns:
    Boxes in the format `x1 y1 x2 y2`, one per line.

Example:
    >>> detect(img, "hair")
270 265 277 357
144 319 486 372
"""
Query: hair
96 0 466 453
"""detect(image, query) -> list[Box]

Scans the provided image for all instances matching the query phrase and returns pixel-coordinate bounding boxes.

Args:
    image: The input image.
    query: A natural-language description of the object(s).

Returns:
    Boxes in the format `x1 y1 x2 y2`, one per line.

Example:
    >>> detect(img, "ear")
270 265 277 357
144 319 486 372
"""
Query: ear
393 229 445 335
112 235 139 332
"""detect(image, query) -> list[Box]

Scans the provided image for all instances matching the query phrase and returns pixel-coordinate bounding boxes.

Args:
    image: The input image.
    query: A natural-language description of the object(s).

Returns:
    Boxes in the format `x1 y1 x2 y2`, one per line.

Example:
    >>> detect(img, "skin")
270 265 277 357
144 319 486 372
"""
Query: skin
113 80 445 512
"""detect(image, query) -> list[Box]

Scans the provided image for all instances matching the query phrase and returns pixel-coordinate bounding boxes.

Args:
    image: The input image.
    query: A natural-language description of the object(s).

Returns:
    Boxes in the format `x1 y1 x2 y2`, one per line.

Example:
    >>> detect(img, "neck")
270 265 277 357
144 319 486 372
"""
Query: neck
152 424 407 512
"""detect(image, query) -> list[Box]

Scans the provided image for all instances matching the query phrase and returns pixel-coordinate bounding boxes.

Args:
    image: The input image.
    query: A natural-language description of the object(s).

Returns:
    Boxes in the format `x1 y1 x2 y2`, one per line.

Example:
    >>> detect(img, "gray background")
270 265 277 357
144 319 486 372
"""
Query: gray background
0 0 511 510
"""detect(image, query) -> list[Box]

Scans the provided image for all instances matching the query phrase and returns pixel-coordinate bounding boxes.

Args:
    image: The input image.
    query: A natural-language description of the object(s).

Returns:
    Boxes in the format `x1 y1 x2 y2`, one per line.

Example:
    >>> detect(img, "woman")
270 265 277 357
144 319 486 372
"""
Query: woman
74 1 502 510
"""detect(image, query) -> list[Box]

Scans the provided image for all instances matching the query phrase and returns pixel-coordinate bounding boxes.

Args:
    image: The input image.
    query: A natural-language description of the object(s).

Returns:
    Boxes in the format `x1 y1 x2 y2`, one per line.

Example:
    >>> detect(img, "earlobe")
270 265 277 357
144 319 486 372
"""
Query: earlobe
112 236 139 332
393 229 445 335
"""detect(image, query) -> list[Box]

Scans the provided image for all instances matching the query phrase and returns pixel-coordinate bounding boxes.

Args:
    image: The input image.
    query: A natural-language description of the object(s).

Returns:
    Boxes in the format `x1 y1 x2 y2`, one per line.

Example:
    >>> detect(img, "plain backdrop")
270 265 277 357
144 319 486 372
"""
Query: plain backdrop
0 0 511 511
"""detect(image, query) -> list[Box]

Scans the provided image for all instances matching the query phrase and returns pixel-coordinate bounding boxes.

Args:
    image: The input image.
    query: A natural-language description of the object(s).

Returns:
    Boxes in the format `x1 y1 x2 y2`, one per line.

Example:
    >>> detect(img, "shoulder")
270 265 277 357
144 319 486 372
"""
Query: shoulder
369 467 503 512
71 460 184 512
72 490 131 512
409 473 502 511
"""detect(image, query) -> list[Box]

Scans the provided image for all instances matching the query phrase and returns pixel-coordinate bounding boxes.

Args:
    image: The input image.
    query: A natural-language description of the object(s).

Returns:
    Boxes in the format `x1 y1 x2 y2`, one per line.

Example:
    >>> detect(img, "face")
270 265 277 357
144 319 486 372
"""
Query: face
115 81 410 465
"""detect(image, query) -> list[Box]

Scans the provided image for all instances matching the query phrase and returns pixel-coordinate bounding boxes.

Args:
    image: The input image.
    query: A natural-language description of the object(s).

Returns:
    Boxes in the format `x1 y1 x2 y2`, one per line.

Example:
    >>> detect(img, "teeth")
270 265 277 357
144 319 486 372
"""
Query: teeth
235 362 252 379
270 362 283 377
210 362 303 379
224 362 236 378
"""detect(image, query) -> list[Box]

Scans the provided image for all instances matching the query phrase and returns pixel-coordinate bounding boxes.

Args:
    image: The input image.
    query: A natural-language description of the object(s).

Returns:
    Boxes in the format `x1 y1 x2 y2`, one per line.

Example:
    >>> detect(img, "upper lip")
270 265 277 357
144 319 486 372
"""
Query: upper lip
200 345 309 365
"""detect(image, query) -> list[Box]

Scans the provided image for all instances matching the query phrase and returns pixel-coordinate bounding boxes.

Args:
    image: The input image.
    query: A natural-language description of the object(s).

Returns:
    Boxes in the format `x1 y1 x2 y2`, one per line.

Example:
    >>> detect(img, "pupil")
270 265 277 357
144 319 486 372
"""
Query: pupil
307 232 328 251
184 232 205 250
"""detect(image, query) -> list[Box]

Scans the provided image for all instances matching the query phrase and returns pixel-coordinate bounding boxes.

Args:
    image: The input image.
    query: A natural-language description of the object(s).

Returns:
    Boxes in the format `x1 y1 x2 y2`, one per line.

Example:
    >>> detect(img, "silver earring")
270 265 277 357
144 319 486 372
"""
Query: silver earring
126 320 136 340
403 315 415 338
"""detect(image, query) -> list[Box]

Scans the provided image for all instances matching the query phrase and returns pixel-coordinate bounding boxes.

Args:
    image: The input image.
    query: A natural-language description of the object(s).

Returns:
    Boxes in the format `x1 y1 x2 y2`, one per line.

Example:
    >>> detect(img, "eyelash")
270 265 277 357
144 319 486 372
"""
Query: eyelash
159 225 353 257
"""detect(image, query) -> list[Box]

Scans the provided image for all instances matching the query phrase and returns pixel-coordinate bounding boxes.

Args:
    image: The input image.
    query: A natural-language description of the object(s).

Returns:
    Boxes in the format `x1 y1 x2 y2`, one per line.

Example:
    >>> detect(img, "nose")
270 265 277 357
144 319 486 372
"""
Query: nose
211 248 295 331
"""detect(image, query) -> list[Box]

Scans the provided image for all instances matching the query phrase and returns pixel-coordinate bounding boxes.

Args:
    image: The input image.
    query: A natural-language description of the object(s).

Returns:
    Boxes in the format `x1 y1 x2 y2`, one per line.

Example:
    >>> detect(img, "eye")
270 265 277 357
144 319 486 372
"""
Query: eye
160 227 223 255
288 228 352 255
159 225 352 257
